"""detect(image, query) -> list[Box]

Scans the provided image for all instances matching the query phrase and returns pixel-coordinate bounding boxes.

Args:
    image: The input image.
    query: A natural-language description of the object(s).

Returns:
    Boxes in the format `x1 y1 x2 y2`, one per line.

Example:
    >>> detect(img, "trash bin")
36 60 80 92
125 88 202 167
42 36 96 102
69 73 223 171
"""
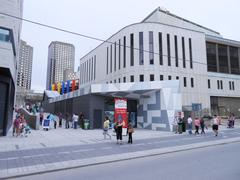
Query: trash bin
83 119 90 130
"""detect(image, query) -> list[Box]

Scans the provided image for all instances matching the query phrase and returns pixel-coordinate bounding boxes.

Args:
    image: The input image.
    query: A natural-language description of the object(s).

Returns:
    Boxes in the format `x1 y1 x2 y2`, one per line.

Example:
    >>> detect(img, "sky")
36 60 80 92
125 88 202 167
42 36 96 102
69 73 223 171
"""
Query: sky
21 0 240 92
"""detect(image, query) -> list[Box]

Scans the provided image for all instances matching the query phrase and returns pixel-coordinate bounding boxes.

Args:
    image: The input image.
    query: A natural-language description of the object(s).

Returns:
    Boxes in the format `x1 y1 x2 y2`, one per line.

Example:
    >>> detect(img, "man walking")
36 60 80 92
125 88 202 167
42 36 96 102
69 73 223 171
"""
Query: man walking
187 115 193 135
103 117 111 139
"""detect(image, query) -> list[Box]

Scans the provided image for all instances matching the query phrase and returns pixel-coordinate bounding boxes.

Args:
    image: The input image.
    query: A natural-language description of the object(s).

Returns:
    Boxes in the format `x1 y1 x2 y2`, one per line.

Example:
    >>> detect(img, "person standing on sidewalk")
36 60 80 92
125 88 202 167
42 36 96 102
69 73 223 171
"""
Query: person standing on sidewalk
187 115 193 135
103 117 111 139
212 115 219 136
73 114 79 129
127 123 134 144
116 116 123 144
172 116 179 134
200 117 205 134
194 117 200 135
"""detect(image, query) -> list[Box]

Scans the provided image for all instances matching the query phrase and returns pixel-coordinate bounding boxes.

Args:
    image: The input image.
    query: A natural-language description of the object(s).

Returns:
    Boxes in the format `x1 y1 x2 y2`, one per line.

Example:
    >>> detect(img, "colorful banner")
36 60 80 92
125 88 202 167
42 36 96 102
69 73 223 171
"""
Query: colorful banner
114 98 128 128
57 82 61 93
61 82 65 94
72 80 76 91
66 80 70 93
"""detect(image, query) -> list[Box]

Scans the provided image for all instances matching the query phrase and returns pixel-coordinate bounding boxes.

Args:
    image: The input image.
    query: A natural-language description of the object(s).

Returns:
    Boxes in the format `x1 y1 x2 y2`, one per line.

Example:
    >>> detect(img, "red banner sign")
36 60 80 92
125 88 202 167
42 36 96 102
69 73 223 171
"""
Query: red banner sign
114 98 128 128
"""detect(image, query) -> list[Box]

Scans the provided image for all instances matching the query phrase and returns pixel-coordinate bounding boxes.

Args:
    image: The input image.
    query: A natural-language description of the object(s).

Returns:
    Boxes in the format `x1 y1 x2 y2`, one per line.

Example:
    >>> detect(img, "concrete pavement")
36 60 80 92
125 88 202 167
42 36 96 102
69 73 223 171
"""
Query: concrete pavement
0 121 240 179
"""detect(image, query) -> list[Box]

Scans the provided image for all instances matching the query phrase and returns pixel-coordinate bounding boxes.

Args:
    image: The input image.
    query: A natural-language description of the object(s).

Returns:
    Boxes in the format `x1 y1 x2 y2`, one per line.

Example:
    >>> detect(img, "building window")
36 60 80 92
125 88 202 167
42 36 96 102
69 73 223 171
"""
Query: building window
114 79 116 83
208 79 211 89
130 33 134 66
229 81 232 90
150 74 154 81
110 81 112 84
218 45 228 73
183 77 187 87
206 42 217 72
139 74 144 82
182 37 186 68
139 32 144 65
94 55 96 80
230 46 240 74
217 80 220 89
106 47 109 74
168 75 171 80
149 31 154 65
123 36 126 68
0 28 10 42
167 34 171 66
91 57 94 81
130 75 134 82
159 32 163 65
123 77 126 83
119 39 121 70
114 42 116 71
110 45 112 73
232 81 235 90
189 38 193 69
160 75 164 81
176 76 179 80
174 35 178 67
191 78 194 88
118 78 121 83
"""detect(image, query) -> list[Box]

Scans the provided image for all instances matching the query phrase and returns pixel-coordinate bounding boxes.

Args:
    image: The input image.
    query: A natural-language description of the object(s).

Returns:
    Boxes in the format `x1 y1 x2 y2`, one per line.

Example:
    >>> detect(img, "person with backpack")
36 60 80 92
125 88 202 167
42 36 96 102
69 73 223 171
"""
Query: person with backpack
103 116 111 139
127 123 134 144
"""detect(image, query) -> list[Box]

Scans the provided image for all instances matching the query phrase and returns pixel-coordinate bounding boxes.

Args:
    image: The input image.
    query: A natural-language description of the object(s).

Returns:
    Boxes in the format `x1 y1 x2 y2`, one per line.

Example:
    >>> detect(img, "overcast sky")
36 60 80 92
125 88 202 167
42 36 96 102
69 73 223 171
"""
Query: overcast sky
21 0 240 92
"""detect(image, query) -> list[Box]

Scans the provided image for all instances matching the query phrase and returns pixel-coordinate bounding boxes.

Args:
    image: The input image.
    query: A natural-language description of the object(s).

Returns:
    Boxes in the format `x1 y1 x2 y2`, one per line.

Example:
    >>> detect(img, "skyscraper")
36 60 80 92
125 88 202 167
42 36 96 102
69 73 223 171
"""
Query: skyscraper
46 41 75 89
0 0 23 136
17 40 33 90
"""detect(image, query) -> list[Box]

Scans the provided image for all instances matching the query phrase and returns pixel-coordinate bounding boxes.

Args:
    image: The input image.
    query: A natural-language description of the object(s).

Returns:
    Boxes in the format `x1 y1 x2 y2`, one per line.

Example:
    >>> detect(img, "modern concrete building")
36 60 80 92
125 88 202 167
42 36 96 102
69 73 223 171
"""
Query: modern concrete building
0 0 23 136
46 41 75 89
43 7 240 131
17 40 33 90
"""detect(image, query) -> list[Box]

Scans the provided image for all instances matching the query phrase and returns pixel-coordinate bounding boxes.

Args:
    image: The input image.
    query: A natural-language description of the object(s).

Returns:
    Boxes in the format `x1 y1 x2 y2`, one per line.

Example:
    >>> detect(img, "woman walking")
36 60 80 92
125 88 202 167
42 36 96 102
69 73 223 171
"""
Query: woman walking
194 117 200 135
127 123 134 144
103 116 111 139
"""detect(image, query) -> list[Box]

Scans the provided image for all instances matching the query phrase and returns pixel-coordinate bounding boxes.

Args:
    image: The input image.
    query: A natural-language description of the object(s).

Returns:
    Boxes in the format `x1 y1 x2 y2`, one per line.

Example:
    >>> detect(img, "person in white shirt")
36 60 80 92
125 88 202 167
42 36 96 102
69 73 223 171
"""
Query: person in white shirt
73 114 78 129
187 115 193 135
212 115 219 136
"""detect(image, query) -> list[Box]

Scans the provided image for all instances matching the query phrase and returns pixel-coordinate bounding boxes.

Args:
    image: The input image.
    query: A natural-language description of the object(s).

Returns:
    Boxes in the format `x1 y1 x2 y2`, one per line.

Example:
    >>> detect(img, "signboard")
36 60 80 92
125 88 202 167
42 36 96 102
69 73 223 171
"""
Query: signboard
114 98 128 135
42 119 50 130
192 103 202 111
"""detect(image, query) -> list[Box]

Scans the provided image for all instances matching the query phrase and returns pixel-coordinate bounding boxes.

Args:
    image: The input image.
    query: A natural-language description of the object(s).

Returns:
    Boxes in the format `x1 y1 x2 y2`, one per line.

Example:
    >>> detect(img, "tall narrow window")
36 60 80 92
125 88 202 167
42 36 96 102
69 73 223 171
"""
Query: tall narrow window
118 78 121 83
139 74 144 82
229 81 232 90
191 78 194 87
183 77 187 87
91 57 93 81
208 79 211 89
159 32 163 65
130 33 134 66
150 74 154 81
106 47 109 74
220 80 223 89
189 38 193 69
123 36 126 68
149 31 154 65
217 80 220 89
94 55 96 80
123 77 126 83
176 76 179 80
114 42 116 71
160 75 164 81
167 34 171 66
139 32 144 65
86 60 89 82
110 45 112 73
232 81 235 90
130 75 134 82
89 59 91 82
174 35 178 67
168 75 172 80
182 37 186 68
119 39 121 70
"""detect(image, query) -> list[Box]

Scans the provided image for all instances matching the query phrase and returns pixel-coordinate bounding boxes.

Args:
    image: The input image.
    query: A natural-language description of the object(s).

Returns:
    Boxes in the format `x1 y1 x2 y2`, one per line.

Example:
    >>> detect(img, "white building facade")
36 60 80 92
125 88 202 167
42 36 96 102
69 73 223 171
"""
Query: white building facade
80 7 240 117
0 0 23 136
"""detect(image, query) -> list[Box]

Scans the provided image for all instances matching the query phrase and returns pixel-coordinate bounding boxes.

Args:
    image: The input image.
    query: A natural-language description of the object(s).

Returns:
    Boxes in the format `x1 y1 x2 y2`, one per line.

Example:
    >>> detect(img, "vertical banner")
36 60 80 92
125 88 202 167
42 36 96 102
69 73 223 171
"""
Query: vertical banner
51 84 55 91
114 98 128 135
61 81 65 95
57 82 61 93
72 79 76 91
66 80 70 93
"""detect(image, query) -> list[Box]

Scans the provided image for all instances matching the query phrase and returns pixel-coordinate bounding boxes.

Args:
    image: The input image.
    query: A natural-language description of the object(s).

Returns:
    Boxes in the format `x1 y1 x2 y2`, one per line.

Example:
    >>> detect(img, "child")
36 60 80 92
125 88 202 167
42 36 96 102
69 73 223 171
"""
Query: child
127 123 134 144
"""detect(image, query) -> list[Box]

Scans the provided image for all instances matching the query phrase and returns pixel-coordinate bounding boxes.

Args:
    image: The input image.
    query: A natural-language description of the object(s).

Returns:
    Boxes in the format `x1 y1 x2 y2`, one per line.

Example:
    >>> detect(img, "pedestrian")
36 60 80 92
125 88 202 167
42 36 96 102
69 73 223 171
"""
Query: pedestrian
127 123 134 144
212 115 219 136
116 116 124 144
187 115 193 135
65 113 70 129
103 116 111 139
54 119 57 129
40 112 44 126
59 113 63 127
200 117 205 134
194 117 200 135
79 112 84 129
73 114 78 129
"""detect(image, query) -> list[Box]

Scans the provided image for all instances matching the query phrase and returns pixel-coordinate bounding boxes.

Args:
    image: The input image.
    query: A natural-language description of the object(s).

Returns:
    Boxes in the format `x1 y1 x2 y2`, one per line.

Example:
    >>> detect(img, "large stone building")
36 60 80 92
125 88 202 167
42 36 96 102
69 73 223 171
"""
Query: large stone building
0 0 23 136
46 41 75 89
17 40 33 90
43 7 240 131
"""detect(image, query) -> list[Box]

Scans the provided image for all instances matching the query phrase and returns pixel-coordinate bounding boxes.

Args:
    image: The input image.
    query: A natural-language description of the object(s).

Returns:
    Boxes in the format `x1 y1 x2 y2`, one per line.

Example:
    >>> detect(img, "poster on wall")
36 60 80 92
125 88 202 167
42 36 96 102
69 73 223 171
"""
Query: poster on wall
114 98 128 135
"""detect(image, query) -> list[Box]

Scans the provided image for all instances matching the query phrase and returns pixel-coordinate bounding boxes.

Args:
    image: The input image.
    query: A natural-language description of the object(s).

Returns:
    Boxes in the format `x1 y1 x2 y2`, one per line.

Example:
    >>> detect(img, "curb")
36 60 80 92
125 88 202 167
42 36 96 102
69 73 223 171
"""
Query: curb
1 137 240 179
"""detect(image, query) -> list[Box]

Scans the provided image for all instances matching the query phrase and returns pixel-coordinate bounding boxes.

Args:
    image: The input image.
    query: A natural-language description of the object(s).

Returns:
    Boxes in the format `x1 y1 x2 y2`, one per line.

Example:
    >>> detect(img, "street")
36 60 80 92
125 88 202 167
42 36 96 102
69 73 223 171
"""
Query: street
13 141 240 180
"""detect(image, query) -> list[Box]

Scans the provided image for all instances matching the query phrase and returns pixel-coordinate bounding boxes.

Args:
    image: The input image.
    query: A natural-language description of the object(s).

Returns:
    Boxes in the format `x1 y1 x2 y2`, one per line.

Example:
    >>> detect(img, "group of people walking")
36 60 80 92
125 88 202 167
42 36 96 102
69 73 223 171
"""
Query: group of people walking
13 113 31 137
103 116 134 144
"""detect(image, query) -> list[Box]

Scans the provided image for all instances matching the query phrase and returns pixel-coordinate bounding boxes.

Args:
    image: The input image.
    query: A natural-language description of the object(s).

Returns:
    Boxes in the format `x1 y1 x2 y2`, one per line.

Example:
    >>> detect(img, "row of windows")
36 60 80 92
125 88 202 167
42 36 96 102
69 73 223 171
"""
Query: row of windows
208 79 236 91
80 55 96 84
106 32 193 75
106 75 194 88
